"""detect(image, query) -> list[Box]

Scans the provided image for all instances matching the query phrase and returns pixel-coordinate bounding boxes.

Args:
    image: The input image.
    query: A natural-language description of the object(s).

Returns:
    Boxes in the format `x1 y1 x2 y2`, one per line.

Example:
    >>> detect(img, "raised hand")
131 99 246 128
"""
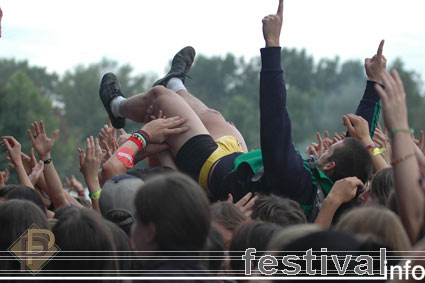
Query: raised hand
227 192 260 218
28 160 44 185
343 114 373 145
327 177 364 205
141 116 189 144
78 136 103 184
262 0 284 47
375 70 409 131
99 121 117 152
28 120 59 160
117 128 130 147
65 175 84 194
365 40 387 84
1 136 23 167
373 127 391 163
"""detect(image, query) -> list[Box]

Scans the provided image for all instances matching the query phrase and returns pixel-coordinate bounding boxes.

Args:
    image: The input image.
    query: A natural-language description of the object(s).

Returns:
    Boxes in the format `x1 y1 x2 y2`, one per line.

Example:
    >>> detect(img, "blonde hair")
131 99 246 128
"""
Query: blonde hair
335 206 411 252
267 224 323 252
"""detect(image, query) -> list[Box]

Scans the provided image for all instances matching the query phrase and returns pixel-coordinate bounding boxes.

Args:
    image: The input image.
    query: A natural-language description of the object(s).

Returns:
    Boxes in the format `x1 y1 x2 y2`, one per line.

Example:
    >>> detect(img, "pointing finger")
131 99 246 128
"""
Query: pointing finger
377 39 384 58
277 0 284 18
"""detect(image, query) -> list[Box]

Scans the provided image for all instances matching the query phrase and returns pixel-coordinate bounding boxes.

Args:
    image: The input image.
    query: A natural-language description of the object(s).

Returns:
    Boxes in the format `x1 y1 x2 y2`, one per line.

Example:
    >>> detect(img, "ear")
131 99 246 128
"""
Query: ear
145 222 156 244
323 161 336 172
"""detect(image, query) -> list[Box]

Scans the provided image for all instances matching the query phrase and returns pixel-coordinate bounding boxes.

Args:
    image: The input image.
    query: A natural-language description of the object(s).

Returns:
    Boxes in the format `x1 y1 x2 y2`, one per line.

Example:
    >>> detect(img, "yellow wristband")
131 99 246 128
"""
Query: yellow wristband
89 189 102 200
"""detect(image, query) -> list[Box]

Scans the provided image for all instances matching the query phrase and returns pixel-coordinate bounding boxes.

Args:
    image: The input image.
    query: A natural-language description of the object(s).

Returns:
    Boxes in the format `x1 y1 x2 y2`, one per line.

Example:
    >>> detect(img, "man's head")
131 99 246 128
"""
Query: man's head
132 172 210 253
317 137 373 183
99 174 144 236
251 194 306 226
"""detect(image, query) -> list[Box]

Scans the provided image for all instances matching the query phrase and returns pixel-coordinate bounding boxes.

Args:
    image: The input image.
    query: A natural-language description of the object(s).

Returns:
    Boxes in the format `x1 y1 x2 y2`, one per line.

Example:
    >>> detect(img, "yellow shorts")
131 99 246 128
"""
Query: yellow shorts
198 135 243 195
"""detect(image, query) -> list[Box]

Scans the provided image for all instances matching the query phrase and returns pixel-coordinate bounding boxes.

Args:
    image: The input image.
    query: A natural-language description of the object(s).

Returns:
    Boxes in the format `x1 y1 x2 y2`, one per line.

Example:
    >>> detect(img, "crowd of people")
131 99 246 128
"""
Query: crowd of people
1 1 425 282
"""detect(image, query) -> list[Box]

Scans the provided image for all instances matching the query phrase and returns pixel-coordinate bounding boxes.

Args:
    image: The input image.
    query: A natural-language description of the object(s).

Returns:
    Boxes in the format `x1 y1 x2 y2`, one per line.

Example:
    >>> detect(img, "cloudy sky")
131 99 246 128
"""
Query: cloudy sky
1 0 425 81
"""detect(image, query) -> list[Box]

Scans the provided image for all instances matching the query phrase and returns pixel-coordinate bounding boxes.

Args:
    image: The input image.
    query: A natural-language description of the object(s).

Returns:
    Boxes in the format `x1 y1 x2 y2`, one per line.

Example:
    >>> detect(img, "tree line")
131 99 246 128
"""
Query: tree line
0 48 424 183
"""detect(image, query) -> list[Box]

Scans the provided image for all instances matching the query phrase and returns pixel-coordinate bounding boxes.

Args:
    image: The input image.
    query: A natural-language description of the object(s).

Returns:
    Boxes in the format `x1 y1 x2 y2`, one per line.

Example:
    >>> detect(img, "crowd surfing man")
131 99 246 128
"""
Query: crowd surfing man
100 0 384 221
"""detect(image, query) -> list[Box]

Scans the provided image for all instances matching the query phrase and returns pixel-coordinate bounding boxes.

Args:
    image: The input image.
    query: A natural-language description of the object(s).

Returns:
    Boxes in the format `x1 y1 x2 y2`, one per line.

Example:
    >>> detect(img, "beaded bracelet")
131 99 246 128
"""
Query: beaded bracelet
139 130 151 145
391 153 414 166
89 189 102 200
388 128 413 139
128 132 147 151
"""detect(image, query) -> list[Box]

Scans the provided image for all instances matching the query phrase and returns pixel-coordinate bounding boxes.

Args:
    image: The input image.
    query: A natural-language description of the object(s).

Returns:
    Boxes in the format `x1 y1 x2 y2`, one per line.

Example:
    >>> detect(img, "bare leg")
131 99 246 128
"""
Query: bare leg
119 86 209 155
176 89 248 152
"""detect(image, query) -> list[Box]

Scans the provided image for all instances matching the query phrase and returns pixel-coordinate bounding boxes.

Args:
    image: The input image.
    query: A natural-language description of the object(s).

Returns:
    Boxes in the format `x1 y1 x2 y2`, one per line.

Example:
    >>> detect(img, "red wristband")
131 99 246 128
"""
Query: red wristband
139 130 151 144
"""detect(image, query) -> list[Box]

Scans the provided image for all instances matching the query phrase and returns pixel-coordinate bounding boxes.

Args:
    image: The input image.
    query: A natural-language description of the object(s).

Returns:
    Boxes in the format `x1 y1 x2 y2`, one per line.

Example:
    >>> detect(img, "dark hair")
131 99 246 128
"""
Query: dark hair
371 167 394 206
49 207 118 273
4 185 46 214
229 221 281 272
134 172 210 252
202 225 225 273
0 199 48 251
251 194 306 226
210 201 247 231
328 138 373 183
104 220 138 271
0 199 48 271
127 167 174 180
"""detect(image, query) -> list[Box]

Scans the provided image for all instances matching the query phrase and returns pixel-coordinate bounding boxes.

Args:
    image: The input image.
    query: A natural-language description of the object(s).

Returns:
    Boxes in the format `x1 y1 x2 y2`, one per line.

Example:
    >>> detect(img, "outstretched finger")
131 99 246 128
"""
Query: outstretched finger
377 40 384 58
391 69 405 95
95 138 102 158
235 192 252 208
33 122 41 136
277 0 284 18
374 83 387 102
343 115 355 134
164 127 189 135
27 129 35 145
165 117 186 128
243 194 260 212
40 120 46 135
51 129 60 141
227 194 234 204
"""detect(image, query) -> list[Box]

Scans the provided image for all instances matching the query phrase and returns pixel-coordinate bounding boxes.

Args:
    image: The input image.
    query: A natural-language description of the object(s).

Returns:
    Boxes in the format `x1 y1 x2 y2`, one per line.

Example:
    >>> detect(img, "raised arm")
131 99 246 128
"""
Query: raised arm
375 69 424 244
260 0 313 203
28 121 69 209
101 116 187 181
349 40 386 137
1 136 34 188
78 136 103 213
343 114 390 172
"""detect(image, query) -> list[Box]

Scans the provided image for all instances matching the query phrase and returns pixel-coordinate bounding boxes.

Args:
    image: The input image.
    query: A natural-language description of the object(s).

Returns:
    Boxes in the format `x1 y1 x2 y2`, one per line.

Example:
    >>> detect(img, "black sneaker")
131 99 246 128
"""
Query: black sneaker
99 72 126 129
153 46 196 87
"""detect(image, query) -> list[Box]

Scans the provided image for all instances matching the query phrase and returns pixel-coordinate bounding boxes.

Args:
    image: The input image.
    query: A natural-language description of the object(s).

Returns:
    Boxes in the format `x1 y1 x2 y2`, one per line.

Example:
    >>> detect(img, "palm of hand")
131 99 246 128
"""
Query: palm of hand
33 134 55 156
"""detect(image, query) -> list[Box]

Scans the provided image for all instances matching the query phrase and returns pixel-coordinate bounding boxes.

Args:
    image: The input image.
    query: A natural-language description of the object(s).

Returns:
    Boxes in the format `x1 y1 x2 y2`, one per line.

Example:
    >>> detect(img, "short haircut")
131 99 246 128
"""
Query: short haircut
328 137 373 183
371 167 394 206
134 172 210 252
229 221 281 272
210 201 247 231
251 194 306 226
4 185 46 214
